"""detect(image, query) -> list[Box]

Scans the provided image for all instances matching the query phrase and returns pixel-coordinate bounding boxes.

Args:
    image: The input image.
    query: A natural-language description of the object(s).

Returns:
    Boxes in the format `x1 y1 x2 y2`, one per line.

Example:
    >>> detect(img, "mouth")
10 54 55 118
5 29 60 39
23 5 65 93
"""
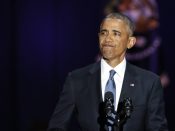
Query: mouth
102 43 115 48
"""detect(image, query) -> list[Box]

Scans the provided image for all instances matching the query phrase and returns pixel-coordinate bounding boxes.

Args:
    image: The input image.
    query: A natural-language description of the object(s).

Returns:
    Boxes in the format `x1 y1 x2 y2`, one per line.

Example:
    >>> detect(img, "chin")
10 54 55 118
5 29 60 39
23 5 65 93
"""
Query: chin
102 54 113 60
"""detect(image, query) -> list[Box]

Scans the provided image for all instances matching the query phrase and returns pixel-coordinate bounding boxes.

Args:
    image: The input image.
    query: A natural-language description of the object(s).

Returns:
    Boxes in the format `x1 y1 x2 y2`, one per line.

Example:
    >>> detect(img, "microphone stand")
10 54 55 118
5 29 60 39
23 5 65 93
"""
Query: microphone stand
115 98 133 131
104 93 133 131
104 92 115 131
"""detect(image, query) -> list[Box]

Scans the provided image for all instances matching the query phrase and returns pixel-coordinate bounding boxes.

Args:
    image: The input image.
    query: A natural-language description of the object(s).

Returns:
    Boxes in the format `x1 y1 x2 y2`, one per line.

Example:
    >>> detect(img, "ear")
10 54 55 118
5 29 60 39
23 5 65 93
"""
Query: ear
127 36 136 49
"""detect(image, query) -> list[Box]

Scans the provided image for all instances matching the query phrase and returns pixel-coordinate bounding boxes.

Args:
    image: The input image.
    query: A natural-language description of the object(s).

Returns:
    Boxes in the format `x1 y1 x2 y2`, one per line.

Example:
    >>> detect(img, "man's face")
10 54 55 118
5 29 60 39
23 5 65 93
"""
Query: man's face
99 18 133 63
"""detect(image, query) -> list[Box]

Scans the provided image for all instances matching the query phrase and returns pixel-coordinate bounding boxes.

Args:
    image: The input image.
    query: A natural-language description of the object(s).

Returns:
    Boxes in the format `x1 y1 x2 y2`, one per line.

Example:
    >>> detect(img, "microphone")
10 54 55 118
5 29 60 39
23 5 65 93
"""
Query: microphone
104 91 114 117
123 98 133 118
104 91 116 130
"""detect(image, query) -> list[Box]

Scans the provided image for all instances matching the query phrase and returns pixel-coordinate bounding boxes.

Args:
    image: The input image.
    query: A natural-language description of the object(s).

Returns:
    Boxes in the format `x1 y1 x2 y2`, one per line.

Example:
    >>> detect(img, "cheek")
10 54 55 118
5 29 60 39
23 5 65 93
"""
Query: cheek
116 39 128 47
99 38 104 46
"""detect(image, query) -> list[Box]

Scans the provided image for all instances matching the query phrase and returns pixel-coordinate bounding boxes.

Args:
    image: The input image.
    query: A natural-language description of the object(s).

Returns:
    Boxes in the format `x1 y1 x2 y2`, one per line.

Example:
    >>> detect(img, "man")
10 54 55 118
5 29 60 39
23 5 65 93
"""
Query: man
48 13 168 131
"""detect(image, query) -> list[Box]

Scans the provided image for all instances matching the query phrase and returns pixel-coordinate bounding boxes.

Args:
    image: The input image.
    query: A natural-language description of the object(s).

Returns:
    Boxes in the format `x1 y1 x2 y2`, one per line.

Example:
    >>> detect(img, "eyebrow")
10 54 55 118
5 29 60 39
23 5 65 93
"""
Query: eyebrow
100 29 121 33
112 30 121 34
100 29 107 32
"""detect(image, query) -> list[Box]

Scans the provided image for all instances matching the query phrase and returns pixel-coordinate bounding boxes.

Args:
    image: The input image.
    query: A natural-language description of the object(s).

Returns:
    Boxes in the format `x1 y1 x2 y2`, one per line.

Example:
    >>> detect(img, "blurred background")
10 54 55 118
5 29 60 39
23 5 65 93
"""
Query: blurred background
1 0 175 131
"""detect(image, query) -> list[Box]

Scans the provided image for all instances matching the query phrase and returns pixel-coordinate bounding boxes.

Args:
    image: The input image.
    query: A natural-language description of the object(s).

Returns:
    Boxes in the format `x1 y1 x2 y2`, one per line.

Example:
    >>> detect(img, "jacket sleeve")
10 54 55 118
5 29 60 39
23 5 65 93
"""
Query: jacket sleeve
146 77 169 131
47 73 75 131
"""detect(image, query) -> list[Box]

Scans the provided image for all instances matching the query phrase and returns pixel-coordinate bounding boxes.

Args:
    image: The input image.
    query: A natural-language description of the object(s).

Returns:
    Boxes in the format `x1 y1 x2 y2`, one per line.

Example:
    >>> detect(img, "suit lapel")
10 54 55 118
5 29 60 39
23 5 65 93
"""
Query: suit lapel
88 62 102 106
119 62 138 102
86 62 105 130
88 62 108 130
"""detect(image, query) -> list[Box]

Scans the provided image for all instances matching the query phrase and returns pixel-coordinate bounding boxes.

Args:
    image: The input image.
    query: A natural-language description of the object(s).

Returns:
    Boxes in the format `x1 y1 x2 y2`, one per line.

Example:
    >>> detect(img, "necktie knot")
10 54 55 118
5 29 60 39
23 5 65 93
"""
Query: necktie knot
109 70 116 80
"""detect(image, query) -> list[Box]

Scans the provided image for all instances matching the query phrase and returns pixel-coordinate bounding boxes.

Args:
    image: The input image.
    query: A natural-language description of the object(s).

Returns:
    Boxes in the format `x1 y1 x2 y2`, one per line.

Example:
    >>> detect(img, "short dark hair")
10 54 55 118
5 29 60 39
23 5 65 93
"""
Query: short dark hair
101 12 135 36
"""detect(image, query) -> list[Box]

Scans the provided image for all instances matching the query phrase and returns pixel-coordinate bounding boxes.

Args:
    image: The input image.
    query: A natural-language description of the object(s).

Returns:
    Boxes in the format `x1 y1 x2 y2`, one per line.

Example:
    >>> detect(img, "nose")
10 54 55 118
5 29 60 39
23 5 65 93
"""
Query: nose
105 34 113 42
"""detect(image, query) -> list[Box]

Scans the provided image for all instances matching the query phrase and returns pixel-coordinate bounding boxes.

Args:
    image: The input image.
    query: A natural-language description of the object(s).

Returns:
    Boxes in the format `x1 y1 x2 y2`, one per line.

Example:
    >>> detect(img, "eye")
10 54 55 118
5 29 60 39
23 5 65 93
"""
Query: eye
114 31 121 36
99 30 107 36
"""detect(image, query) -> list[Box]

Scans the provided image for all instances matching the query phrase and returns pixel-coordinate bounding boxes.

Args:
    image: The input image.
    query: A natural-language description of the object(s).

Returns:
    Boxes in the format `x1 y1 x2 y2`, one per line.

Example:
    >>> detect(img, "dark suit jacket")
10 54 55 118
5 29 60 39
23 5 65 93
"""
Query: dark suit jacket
48 62 168 131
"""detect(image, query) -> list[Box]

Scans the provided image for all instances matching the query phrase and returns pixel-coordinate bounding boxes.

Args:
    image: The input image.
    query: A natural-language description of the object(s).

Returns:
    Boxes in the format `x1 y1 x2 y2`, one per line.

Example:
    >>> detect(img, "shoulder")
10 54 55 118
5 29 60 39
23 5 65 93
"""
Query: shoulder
68 62 100 78
127 62 160 80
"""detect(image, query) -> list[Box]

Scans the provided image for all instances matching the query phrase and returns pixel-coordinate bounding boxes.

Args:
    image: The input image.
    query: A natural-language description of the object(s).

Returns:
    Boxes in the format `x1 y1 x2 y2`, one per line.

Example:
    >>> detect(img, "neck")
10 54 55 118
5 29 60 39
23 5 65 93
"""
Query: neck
104 57 124 68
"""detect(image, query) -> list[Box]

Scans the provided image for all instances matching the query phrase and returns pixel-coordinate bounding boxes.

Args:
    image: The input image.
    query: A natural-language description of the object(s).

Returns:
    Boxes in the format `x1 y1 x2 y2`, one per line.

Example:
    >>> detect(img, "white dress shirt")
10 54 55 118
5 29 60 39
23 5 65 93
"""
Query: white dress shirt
101 58 126 111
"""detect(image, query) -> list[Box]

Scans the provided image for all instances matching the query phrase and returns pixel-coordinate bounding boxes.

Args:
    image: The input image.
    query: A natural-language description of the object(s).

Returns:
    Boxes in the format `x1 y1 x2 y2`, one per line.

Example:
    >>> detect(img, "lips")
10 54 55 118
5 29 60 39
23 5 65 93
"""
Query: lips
102 43 115 48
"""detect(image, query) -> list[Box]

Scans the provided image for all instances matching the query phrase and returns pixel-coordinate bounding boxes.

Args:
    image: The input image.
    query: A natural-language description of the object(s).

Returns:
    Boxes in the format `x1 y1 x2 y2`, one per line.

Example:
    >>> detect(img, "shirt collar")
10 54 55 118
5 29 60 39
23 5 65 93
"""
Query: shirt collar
101 58 126 78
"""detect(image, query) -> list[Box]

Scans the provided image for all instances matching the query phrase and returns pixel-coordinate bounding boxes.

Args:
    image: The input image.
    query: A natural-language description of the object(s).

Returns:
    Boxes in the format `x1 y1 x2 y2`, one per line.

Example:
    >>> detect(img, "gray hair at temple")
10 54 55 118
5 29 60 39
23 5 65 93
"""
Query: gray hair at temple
101 13 135 36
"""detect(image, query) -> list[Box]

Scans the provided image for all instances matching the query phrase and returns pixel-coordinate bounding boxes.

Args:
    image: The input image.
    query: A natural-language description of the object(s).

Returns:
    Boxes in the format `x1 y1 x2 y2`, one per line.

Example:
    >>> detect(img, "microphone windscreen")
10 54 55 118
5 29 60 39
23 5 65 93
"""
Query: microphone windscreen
105 91 114 102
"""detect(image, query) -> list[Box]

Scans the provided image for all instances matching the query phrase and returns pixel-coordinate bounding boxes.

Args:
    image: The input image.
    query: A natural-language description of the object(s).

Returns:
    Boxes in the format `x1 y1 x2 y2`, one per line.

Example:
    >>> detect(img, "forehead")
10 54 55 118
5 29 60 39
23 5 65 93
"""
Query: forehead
100 18 128 30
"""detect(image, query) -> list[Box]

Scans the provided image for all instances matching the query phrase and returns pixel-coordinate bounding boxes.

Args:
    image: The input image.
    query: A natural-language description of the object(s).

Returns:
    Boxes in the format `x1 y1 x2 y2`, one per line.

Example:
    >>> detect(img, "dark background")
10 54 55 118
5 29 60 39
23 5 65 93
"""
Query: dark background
1 0 175 131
